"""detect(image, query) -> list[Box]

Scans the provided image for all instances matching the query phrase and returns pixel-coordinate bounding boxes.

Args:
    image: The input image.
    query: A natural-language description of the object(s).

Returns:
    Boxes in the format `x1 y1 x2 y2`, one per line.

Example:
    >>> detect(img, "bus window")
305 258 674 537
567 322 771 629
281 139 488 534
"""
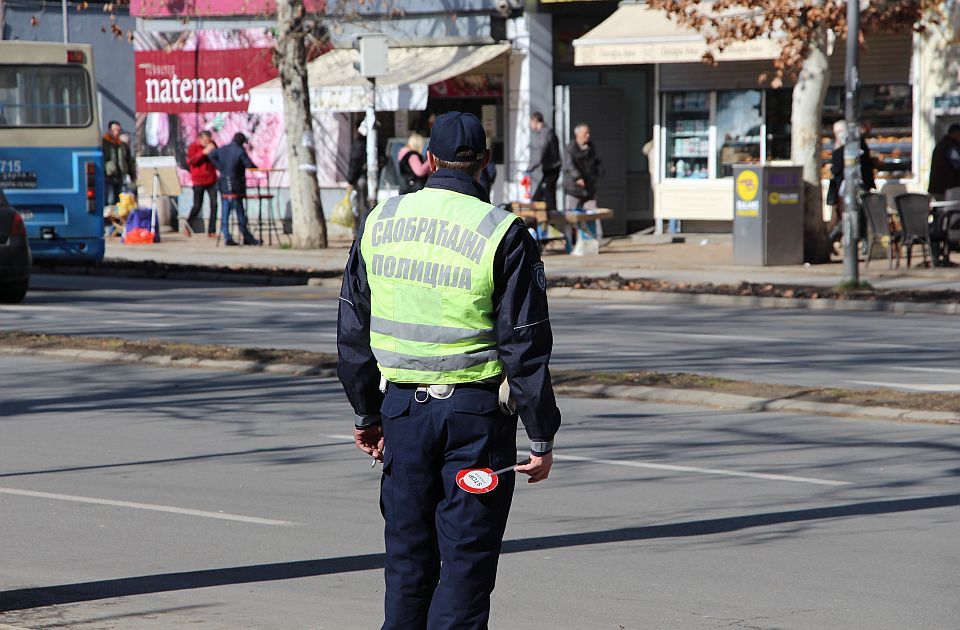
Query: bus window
0 65 92 128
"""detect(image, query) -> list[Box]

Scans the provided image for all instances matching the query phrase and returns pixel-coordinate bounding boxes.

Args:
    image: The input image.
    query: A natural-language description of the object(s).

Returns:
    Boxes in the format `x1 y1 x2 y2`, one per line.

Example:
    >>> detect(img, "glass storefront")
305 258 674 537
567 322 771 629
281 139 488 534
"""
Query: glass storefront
716 89 762 178
663 84 914 181
820 84 913 179
663 91 709 179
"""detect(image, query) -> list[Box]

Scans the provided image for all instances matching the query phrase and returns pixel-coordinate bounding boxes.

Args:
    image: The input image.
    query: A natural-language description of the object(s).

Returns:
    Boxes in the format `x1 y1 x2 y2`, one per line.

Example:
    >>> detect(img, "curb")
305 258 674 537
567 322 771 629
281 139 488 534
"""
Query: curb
546 287 960 316
34 260 342 287
4 345 958 426
33 261 960 315
554 383 960 426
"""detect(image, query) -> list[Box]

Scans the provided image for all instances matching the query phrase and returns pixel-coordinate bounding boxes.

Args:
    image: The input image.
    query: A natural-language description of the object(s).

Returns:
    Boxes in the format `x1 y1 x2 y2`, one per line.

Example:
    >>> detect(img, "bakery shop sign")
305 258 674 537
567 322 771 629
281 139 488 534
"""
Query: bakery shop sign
135 48 278 113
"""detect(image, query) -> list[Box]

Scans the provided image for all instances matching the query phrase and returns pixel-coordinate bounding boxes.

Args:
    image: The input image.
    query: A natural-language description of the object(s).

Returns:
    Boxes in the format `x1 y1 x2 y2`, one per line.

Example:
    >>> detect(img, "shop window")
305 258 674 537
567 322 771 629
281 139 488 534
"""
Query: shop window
765 89 792 162
717 89 762 178
663 91 709 179
821 84 913 180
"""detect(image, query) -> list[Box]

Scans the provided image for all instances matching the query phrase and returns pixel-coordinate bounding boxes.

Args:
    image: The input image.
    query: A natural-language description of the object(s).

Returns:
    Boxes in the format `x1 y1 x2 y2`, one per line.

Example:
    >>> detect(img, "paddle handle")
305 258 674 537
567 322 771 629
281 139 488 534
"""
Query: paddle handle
491 459 530 476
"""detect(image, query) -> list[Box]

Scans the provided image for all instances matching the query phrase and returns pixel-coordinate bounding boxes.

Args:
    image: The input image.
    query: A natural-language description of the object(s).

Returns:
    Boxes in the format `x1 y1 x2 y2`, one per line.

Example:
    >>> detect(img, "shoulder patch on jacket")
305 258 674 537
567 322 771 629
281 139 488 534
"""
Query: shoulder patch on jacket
532 261 547 292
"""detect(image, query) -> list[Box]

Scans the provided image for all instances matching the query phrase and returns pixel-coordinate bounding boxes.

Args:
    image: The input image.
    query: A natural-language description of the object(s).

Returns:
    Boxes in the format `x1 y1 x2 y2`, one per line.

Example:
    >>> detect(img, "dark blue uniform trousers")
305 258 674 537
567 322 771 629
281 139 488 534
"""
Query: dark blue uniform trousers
379 384 518 630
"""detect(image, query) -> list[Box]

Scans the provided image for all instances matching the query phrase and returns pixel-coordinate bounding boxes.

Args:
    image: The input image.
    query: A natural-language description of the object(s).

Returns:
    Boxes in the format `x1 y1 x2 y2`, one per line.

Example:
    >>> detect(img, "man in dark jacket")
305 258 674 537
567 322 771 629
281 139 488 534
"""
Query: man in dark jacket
101 120 136 206
528 111 561 210
563 123 604 209
346 124 369 232
338 111 559 629
928 123 960 201
209 133 260 246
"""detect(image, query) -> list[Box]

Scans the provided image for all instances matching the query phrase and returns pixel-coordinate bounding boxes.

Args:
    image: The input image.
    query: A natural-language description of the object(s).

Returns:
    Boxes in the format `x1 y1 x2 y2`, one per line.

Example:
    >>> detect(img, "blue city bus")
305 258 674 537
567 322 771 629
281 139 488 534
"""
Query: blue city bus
0 41 105 263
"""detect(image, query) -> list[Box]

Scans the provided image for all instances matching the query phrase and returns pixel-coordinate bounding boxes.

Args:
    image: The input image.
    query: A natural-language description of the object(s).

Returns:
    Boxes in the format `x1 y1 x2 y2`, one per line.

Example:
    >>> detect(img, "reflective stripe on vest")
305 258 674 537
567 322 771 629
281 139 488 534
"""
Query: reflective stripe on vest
360 188 518 384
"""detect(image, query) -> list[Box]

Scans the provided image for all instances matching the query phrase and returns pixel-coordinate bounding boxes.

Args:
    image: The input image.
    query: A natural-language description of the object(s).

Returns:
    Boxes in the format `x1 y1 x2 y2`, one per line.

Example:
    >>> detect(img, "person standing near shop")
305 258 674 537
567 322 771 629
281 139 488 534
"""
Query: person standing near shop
397 132 430 194
185 131 219 237
101 120 136 206
209 133 261 246
827 120 876 245
528 111 561 210
563 122 603 210
338 111 560 630
928 123 960 201
346 123 369 233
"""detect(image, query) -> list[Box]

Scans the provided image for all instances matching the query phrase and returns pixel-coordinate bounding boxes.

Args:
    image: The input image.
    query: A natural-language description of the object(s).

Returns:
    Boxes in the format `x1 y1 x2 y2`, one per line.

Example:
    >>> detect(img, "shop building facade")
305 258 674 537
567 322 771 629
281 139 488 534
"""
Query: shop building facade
131 0 558 213
573 1 954 234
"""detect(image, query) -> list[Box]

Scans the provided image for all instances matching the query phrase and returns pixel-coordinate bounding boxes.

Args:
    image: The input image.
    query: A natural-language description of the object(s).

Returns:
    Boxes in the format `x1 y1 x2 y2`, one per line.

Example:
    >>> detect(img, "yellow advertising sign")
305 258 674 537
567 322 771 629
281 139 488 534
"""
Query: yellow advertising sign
735 170 760 202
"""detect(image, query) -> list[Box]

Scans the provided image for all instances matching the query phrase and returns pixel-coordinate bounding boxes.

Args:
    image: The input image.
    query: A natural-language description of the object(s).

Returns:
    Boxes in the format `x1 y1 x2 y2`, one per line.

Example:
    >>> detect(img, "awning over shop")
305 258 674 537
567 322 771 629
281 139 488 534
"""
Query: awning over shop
248 43 510 113
573 3 781 66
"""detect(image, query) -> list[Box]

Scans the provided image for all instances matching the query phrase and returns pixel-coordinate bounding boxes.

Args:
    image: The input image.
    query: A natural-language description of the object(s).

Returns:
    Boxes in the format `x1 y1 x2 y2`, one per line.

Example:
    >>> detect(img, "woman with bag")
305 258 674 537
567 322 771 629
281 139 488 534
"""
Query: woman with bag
397 133 429 194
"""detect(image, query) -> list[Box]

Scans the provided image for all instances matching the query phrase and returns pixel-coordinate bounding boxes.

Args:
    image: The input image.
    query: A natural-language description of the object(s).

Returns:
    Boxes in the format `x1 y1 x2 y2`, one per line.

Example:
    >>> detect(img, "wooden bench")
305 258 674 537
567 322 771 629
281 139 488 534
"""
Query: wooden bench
511 201 614 255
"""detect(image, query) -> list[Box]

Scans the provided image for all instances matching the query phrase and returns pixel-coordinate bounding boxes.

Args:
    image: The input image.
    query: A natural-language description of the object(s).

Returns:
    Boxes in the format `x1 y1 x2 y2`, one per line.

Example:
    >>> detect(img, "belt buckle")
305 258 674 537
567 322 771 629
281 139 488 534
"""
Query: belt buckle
414 384 455 403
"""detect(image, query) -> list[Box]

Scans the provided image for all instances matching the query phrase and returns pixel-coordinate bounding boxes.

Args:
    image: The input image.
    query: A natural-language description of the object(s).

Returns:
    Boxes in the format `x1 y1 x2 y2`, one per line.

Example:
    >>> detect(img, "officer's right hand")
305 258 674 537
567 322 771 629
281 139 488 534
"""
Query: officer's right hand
515 452 553 483
354 425 385 462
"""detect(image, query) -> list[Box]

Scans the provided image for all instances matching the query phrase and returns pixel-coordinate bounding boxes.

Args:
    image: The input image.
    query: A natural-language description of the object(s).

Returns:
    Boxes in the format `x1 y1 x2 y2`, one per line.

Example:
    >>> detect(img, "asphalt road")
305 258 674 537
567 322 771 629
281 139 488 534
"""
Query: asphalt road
4 273 960 392
1 355 958 629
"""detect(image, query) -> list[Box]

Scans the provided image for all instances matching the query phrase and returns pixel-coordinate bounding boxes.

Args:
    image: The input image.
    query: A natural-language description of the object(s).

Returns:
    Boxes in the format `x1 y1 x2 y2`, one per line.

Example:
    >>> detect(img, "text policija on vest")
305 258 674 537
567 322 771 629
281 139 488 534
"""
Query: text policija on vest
367 216 489 291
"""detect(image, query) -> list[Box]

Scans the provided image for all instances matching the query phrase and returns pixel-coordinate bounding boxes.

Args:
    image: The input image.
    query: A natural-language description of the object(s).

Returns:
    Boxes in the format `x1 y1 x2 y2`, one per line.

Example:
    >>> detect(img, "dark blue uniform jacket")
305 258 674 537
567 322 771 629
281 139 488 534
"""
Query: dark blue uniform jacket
337 168 562 449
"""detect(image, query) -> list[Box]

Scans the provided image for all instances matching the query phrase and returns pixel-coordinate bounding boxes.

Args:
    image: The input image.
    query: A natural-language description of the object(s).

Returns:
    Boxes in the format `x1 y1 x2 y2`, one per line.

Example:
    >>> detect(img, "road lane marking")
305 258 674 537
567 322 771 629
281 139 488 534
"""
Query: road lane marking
848 380 960 392
0 487 297 526
552 454 849 486
323 436 847 486
898 366 960 375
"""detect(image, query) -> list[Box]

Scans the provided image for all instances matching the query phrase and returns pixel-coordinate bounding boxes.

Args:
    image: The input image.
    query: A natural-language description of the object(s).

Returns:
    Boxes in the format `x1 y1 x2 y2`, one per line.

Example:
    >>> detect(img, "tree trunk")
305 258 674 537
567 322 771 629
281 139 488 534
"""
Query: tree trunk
790 26 832 264
276 0 326 249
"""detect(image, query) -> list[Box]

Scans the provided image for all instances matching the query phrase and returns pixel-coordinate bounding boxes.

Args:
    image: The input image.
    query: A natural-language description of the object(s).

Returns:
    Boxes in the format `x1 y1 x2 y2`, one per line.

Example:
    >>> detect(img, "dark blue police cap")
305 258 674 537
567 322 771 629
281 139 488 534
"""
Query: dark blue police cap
428 111 486 162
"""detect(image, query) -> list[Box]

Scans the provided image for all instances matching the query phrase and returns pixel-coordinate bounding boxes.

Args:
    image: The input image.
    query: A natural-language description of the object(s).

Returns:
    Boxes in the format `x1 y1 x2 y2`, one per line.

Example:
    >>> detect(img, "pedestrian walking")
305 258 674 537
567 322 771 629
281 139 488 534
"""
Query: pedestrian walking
337 111 561 630
397 132 430 193
928 123 960 201
209 133 261 246
528 111 561 210
101 120 136 206
563 122 603 210
185 130 219 237
346 123 369 233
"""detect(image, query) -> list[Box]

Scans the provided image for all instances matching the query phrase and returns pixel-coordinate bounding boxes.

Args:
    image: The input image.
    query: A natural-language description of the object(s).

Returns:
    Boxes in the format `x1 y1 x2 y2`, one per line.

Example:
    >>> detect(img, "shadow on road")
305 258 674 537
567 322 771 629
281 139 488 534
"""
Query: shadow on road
3 492 957 612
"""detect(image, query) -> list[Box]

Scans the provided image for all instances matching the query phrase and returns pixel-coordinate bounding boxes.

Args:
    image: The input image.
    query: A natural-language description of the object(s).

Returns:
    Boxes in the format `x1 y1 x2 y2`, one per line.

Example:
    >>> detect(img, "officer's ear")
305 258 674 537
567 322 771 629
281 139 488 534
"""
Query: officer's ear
426 151 440 173
480 149 491 170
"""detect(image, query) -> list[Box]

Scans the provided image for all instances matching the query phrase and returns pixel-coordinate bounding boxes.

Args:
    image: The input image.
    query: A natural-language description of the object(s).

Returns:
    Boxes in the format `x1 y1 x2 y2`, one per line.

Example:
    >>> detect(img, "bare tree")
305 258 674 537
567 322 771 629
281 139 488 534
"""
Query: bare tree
646 0 933 263
276 0 327 248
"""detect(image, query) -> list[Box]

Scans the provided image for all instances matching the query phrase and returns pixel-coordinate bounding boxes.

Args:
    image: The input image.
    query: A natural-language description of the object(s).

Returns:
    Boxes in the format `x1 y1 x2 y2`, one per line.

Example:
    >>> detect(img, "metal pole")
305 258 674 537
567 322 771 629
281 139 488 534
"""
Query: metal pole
62 0 68 43
842 0 861 284
366 77 378 208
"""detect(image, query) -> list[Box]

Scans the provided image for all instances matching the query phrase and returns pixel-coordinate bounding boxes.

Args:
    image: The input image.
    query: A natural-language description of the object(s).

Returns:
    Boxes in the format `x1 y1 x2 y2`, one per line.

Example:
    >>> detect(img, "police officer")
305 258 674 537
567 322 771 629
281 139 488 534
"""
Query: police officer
337 111 561 630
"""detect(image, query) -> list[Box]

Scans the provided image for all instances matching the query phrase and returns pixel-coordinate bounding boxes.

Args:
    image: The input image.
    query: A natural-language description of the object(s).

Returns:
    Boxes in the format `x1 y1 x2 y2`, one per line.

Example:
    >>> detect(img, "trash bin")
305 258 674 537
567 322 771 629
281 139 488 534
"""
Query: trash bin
733 164 804 265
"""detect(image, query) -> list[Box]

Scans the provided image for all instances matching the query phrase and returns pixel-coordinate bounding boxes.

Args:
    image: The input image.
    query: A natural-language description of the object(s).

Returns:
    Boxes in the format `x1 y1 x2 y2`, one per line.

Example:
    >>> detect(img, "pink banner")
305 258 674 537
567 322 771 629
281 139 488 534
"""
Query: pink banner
134 29 288 188
131 0 325 18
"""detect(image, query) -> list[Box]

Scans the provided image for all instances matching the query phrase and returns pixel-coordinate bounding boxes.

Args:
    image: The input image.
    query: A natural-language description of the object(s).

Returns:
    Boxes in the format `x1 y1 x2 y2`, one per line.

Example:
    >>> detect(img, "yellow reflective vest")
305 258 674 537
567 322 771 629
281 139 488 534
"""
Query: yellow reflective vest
360 188 519 384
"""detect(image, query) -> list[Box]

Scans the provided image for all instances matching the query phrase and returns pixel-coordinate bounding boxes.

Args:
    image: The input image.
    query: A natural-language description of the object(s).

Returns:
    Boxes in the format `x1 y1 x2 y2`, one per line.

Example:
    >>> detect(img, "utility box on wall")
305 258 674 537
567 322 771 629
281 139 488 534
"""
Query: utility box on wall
733 164 804 266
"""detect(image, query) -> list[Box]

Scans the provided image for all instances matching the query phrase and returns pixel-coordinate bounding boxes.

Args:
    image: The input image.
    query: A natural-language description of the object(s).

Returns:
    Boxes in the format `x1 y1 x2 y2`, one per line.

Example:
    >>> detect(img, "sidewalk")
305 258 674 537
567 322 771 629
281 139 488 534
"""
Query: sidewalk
97 229 960 291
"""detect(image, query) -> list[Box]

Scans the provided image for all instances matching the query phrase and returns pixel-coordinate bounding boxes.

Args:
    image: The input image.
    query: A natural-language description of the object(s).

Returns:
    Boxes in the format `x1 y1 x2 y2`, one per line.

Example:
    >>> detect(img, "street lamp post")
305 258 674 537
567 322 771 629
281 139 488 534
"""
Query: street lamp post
62 0 68 43
356 34 388 210
842 0 862 285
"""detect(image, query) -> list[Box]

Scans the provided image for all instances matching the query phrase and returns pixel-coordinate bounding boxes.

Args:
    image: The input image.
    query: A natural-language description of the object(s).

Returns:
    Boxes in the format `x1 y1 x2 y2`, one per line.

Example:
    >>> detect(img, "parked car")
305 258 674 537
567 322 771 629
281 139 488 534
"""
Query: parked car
0 190 31 303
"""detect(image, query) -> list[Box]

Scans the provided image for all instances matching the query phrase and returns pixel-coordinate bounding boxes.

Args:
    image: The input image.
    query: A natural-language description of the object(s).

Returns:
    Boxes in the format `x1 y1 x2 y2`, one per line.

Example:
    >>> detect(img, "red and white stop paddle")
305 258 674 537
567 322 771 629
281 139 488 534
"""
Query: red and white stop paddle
456 459 529 494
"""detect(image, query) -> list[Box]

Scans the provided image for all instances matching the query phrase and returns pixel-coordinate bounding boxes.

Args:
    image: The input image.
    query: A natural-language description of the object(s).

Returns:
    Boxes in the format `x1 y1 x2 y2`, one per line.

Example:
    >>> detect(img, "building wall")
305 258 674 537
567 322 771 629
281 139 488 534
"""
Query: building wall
506 10 553 203
2 2 136 132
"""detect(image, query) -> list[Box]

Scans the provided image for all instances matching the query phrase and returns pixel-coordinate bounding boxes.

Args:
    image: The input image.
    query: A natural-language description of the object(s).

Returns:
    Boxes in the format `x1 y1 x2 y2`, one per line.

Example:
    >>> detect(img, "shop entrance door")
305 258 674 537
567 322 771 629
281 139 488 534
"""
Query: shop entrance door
555 85 627 235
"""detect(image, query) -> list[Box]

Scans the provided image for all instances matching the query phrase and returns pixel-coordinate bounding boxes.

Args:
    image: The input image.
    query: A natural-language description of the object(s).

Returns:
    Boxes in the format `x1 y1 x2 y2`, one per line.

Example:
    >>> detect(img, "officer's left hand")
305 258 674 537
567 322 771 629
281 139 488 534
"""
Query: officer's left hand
354 425 385 462
515 452 552 483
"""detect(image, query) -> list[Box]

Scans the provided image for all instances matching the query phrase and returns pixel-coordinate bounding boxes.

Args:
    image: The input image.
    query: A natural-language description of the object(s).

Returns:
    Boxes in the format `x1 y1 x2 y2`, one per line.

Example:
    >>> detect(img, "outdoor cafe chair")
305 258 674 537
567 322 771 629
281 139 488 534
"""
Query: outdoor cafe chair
861 192 900 269
894 193 934 268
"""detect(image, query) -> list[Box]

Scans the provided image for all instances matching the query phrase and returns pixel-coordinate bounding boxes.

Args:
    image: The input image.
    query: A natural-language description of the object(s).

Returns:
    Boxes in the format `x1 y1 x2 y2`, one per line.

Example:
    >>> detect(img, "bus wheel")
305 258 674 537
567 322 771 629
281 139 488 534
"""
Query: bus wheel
0 280 28 304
